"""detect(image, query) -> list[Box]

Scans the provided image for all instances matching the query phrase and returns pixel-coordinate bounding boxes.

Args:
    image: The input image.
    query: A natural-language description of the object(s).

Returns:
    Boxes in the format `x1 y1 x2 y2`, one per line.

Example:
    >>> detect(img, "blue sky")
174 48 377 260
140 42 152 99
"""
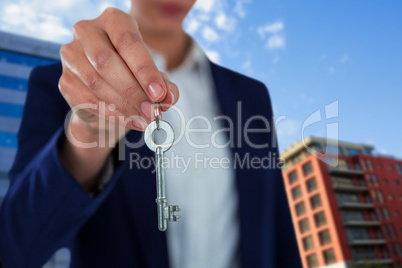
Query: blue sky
1 0 401 157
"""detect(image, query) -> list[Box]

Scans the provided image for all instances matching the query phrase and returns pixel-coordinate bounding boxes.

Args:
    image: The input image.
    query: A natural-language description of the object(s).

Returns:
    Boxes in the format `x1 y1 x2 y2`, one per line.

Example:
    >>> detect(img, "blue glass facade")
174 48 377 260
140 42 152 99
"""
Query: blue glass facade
0 46 58 173
0 31 70 267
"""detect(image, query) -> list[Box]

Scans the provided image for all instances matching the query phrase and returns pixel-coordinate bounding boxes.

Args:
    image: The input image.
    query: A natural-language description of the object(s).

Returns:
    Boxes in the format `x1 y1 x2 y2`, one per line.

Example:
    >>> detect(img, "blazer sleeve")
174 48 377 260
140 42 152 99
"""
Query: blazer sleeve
0 64 122 268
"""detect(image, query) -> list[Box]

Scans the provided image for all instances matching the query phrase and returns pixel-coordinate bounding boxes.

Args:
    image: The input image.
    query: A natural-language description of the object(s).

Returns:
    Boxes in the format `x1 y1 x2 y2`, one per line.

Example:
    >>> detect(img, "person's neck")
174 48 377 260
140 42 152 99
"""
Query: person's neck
140 28 191 71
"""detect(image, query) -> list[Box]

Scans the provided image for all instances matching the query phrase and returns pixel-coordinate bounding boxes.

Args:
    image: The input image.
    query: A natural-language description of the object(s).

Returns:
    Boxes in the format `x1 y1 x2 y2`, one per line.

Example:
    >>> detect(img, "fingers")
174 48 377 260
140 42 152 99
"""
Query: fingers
69 23 154 122
159 72 179 112
98 8 168 102
60 7 181 134
59 65 148 131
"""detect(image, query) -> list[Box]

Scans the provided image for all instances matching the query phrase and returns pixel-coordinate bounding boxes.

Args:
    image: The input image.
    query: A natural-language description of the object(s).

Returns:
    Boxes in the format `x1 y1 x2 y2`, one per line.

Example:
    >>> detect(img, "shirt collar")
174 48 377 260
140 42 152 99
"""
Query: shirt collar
147 38 208 76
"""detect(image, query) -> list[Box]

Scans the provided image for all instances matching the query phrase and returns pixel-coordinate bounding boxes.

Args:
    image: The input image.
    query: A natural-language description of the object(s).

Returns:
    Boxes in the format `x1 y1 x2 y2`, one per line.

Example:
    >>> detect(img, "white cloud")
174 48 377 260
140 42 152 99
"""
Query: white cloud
233 0 249 18
258 21 284 38
1 3 72 43
215 12 236 32
202 26 219 42
99 2 115 13
186 18 200 34
257 20 285 51
0 0 131 44
329 66 335 74
194 0 216 12
340 54 349 63
125 0 131 10
266 35 285 50
205 50 220 63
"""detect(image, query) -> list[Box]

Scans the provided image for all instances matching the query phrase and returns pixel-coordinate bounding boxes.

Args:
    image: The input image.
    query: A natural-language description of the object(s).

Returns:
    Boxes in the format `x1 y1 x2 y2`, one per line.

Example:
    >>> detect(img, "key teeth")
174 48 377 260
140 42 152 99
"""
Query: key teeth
167 205 181 222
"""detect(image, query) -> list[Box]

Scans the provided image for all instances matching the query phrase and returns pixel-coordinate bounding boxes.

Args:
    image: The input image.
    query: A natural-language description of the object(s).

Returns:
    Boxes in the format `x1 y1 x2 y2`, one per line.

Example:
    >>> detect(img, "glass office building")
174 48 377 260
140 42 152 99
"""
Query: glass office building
0 30 69 267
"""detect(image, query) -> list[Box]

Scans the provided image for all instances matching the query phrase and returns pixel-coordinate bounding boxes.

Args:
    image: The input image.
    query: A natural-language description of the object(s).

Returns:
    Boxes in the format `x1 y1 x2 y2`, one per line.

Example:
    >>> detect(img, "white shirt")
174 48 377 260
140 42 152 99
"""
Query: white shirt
98 40 240 267
150 41 240 268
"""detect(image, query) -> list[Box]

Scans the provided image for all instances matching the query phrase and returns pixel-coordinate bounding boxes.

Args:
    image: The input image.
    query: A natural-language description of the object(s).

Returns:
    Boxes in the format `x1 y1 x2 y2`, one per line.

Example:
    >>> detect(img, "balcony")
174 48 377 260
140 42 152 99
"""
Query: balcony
353 258 392 265
332 182 368 192
328 166 363 176
348 235 386 245
343 219 380 227
338 201 374 209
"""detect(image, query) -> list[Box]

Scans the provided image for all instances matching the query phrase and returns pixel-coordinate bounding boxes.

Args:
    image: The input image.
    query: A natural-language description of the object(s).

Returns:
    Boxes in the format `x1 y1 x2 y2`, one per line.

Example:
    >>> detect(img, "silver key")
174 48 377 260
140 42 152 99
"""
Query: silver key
144 103 180 231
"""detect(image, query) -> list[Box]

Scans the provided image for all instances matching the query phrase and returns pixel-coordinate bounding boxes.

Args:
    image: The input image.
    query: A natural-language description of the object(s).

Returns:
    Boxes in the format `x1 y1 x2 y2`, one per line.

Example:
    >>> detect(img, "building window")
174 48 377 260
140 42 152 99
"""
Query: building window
326 145 340 155
299 218 310 233
323 249 336 265
372 174 379 186
314 211 327 227
397 163 402 174
361 159 367 170
345 148 362 156
354 162 362 170
311 143 322 152
303 235 314 250
376 207 384 220
310 194 322 209
389 194 394 200
303 162 313 176
371 190 378 203
383 207 390 220
306 177 317 192
378 163 383 169
395 180 400 185
319 229 331 245
396 243 402 257
367 159 374 171
378 191 384 203
292 186 302 200
389 165 394 170
383 225 390 238
306 254 318 268
383 179 389 184
390 225 397 238
295 202 306 216
365 174 372 186
390 243 396 257
288 171 298 185
363 147 372 155
395 211 400 217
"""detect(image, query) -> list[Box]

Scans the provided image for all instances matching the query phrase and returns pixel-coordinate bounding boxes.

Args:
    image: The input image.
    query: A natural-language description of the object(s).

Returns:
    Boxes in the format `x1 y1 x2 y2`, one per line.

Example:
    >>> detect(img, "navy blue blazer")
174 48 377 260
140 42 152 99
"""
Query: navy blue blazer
0 62 301 268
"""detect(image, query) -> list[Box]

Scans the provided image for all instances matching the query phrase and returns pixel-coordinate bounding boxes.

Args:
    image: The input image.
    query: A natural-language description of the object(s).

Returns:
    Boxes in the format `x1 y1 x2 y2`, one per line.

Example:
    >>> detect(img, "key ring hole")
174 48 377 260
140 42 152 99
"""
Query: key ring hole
152 128 167 145
144 120 175 152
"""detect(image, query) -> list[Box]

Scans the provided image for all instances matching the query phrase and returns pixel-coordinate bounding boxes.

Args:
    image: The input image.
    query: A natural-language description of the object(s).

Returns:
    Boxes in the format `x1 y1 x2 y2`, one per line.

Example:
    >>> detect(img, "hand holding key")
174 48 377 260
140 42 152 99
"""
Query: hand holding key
145 103 180 231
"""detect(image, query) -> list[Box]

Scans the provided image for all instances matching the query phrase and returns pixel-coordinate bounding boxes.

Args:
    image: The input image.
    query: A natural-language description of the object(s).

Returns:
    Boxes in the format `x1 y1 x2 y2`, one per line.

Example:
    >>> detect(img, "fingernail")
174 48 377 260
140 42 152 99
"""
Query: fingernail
140 101 153 121
140 114 150 124
147 82 165 100
133 117 148 130
170 91 175 106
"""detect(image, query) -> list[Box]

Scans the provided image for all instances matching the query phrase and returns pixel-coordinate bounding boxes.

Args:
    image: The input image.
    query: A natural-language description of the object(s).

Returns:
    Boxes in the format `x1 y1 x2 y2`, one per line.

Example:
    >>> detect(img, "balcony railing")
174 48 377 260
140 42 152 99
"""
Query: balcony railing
353 257 392 265
338 200 374 209
343 219 380 227
328 166 363 176
348 234 386 245
332 181 368 192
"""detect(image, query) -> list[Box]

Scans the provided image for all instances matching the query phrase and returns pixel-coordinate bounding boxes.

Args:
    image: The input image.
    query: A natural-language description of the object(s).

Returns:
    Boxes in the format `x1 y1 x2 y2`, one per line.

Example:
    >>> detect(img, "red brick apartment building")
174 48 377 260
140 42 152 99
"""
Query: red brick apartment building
281 137 402 268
